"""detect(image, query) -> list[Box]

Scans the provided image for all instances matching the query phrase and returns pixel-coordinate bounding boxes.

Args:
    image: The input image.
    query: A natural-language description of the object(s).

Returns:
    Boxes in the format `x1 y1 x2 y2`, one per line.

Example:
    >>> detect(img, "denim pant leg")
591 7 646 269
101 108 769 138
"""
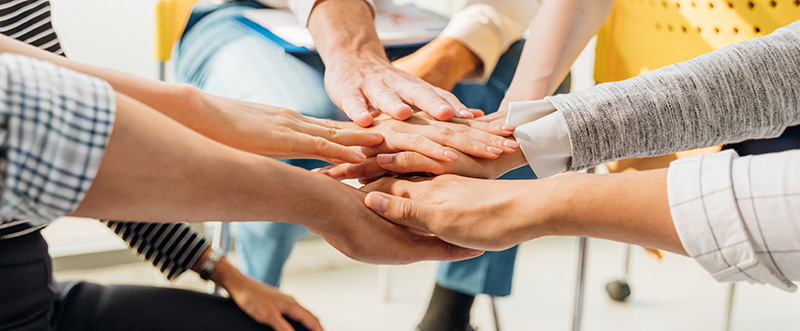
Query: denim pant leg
174 6 342 286
436 41 572 296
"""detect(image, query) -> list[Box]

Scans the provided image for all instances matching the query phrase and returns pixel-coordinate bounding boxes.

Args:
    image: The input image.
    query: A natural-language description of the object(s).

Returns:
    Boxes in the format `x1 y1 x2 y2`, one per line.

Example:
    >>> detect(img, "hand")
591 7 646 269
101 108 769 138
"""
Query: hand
302 181 486 264
307 0 479 126
315 113 518 178
324 52 482 126
316 145 528 182
361 175 543 251
190 93 385 163
392 37 483 92
204 256 323 331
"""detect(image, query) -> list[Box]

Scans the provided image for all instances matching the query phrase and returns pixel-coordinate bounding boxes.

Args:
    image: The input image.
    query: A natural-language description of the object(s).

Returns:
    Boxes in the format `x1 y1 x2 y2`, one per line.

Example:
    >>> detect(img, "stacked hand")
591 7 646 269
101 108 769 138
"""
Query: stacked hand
313 113 521 181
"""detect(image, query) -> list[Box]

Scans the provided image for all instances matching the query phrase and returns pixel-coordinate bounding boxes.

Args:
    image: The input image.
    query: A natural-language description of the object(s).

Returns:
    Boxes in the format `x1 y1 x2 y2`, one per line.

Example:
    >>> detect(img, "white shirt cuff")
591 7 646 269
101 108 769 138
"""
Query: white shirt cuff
505 100 572 178
667 150 796 291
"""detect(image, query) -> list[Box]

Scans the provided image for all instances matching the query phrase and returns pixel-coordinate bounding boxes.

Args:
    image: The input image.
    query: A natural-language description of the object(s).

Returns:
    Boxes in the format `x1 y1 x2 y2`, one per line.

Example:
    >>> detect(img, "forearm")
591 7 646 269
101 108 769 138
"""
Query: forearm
535 170 685 255
72 92 363 228
505 0 612 102
308 0 383 65
0 34 208 128
549 21 800 171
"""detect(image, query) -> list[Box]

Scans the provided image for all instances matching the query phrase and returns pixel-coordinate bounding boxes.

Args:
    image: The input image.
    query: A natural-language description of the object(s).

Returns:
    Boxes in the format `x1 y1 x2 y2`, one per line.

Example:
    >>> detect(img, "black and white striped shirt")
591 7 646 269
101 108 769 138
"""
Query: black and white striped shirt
0 0 210 281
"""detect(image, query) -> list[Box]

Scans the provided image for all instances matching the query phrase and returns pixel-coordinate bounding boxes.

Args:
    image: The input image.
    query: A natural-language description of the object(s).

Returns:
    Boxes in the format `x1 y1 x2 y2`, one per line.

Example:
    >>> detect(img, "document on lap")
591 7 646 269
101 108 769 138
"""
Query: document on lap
237 4 449 53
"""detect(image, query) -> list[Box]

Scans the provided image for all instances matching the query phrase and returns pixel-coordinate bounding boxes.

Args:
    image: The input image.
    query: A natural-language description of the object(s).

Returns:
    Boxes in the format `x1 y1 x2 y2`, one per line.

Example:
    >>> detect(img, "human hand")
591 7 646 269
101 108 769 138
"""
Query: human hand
392 37 483 92
303 181 485 264
361 175 549 251
193 93 384 163
316 146 528 182
323 52 482 127
205 256 323 331
324 113 517 167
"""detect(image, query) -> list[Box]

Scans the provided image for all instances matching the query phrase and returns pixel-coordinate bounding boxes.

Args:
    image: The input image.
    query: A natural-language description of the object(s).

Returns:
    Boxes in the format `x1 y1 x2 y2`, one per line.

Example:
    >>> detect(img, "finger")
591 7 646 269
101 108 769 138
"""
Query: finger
284 306 324 331
265 313 295 331
340 90 374 127
376 152 451 175
298 123 384 147
387 133 459 162
395 81 456 121
321 159 389 180
467 108 485 118
450 118 516 137
363 82 414 121
434 87 472 119
295 134 368 164
404 231 485 262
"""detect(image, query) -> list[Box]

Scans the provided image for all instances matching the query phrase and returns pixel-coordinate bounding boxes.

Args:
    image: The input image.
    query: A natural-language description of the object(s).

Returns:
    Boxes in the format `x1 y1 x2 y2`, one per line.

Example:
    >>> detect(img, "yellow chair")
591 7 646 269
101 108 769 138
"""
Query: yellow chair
154 0 200 81
570 3 800 331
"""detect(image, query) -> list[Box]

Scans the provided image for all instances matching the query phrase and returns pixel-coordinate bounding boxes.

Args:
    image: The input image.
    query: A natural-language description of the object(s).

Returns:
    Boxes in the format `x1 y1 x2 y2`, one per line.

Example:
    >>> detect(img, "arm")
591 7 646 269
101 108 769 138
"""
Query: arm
0 52 480 265
306 0 473 126
548 21 800 171
362 148 800 291
393 0 537 91
0 34 382 164
487 0 613 121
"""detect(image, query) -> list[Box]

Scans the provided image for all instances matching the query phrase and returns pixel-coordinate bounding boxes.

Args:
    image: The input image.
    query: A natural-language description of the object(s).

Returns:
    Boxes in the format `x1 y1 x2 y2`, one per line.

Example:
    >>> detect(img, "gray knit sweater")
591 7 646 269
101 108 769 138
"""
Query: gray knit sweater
547 20 800 171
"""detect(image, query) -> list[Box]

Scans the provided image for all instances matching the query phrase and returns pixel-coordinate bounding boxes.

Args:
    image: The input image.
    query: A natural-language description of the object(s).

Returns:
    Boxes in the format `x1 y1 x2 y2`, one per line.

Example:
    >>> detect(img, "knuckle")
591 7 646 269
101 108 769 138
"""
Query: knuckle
435 125 456 138
408 135 427 147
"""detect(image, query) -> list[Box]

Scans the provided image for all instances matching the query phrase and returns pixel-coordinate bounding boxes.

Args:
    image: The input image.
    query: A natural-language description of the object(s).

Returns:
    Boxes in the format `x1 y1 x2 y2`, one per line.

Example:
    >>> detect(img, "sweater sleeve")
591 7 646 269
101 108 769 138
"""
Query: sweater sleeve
545 20 800 171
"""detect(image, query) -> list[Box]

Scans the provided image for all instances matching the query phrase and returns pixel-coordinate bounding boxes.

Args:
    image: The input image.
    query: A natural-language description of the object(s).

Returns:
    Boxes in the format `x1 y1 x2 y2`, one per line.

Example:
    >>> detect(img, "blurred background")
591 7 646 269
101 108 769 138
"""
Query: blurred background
45 1 799 330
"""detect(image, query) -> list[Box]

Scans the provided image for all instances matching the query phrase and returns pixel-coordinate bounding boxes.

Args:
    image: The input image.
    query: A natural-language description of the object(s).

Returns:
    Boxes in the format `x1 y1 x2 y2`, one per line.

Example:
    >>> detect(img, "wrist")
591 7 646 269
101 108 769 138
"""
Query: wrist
309 0 385 64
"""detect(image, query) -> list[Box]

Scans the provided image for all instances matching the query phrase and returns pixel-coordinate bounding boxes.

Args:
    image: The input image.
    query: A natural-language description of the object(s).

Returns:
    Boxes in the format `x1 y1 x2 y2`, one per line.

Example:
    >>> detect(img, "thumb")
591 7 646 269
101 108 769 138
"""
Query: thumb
364 192 431 233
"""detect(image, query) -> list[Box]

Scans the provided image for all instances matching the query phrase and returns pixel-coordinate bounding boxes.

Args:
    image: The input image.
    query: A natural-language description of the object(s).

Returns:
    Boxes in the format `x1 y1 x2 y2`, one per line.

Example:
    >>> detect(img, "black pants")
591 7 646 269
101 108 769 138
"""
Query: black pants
0 230 308 331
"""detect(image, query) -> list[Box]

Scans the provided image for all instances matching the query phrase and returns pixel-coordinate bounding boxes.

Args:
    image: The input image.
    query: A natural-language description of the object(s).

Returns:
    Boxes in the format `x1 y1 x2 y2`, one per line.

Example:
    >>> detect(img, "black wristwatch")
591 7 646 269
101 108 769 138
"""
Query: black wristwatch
198 248 225 281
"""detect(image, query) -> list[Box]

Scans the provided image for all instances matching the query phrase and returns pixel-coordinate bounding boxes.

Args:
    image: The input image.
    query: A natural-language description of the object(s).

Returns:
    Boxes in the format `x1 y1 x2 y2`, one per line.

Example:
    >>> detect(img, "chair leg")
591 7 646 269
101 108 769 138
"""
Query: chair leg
378 265 390 302
490 296 501 331
572 237 588 331
606 244 632 302
723 283 736 331
157 60 167 82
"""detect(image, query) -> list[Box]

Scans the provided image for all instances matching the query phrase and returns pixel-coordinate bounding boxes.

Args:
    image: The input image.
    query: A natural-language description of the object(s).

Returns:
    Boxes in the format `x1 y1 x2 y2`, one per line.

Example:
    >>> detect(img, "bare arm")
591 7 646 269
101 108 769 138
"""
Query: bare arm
71 92 481 265
489 0 614 121
306 0 472 125
360 170 682 254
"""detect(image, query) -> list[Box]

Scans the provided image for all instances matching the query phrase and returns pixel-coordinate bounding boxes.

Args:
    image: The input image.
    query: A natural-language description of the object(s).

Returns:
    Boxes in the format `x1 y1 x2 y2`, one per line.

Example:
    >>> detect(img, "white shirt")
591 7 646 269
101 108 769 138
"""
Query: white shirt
506 100 800 292
255 0 538 81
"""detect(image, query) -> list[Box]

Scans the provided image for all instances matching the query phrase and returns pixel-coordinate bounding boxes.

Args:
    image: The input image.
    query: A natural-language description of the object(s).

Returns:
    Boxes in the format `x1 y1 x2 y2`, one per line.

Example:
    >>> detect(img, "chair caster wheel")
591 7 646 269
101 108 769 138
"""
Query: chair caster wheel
606 280 631 302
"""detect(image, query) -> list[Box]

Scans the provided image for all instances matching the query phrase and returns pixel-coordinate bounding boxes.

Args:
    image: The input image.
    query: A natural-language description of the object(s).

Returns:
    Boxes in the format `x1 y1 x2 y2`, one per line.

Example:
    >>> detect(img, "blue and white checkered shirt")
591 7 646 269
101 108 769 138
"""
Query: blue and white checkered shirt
0 53 115 239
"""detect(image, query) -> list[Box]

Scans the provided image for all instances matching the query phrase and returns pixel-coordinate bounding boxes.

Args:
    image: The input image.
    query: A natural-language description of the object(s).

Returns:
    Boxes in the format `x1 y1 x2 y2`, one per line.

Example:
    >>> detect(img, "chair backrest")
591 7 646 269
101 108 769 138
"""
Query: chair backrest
594 0 800 83
154 0 200 62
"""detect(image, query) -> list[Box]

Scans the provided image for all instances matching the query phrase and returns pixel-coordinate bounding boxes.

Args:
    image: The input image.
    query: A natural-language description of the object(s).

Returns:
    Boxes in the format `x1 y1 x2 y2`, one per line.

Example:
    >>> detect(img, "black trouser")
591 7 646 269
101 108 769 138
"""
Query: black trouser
0 230 308 331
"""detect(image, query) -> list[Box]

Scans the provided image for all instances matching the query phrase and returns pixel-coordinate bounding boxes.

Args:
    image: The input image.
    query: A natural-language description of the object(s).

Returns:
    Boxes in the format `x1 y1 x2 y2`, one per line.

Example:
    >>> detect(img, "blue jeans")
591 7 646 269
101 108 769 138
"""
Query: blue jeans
175 2 569 296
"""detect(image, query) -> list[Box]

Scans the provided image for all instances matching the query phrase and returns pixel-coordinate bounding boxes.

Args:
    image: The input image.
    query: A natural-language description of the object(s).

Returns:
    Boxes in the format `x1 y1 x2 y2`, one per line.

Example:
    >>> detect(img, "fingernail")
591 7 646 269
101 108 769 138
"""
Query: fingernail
366 193 388 213
501 124 516 131
504 140 520 149
311 168 322 173
368 132 384 140
360 111 372 120
458 110 474 118
377 153 394 164
351 150 367 162
487 146 503 154
443 150 459 161
467 249 484 256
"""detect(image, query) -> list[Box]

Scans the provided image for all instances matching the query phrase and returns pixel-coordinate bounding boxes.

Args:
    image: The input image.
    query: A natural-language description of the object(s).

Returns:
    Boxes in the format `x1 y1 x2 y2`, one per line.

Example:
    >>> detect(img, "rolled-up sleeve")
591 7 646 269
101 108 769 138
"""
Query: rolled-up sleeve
0 53 116 224
668 149 800 292
440 0 538 81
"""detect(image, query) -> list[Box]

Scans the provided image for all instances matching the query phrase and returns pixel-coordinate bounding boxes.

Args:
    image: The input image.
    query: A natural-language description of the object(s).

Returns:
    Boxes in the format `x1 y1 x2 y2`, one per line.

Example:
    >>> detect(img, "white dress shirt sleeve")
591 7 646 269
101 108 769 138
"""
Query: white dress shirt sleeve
505 99 572 178
439 0 539 82
668 149 800 292
256 0 377 27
